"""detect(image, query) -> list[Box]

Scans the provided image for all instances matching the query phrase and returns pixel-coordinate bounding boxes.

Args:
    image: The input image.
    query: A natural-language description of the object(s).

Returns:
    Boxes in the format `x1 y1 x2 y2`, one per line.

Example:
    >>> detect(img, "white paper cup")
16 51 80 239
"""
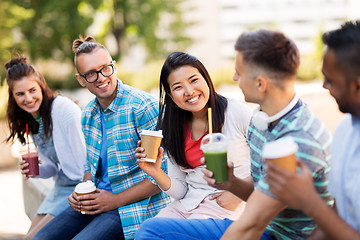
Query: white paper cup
75 181 96 214
262 137 298 172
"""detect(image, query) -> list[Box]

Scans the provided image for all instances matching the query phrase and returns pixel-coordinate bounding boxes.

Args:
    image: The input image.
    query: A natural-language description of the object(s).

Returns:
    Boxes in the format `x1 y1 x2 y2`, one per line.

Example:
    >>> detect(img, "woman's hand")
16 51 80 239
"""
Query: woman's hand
210 191 243 211
135 140 163 177
19 159 29 179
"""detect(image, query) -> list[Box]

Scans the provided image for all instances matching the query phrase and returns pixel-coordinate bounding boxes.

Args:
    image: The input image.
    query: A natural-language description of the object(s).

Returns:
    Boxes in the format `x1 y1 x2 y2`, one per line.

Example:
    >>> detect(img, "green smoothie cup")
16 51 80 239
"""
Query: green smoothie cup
201 133 228 183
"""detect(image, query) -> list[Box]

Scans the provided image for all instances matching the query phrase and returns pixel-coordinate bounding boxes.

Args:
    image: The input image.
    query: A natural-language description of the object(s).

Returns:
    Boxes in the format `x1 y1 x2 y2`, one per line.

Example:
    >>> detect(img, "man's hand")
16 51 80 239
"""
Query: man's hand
266 160 316 210
202 158 254 201
68 191 81 212
202 160 236 191
76 189 119 215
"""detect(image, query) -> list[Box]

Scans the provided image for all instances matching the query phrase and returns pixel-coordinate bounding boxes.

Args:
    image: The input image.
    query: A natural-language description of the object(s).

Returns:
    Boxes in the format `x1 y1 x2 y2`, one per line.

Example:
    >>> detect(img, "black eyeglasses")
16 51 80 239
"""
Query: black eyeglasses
79 62 115 83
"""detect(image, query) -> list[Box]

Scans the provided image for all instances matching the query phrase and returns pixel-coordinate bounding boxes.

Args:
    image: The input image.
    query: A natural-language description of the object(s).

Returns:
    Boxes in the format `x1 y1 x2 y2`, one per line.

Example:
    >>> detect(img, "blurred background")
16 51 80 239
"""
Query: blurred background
0 0 359 238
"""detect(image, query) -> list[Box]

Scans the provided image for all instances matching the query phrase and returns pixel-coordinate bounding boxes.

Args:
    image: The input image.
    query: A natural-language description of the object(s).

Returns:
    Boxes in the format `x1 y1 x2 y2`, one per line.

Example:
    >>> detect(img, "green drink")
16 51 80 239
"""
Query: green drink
203 151 228 183
201 133 228 183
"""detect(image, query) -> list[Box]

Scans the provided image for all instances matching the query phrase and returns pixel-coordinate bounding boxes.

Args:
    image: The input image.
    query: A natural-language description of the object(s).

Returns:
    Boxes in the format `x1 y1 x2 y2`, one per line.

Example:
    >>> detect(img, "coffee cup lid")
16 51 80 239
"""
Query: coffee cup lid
262 137 298 159
140 130 163 138
75 180 96 194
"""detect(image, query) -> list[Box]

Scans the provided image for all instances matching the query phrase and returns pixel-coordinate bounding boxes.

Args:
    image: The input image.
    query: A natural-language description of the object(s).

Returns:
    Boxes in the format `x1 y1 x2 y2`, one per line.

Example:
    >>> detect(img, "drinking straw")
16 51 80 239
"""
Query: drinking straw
26 124 30 155
208 108 213 145
208 108 213 135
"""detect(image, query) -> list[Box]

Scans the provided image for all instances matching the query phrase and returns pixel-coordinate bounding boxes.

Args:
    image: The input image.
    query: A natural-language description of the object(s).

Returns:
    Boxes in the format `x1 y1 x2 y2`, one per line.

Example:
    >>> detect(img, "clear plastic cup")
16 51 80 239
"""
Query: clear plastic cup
20 142 39 177
201 133 228 183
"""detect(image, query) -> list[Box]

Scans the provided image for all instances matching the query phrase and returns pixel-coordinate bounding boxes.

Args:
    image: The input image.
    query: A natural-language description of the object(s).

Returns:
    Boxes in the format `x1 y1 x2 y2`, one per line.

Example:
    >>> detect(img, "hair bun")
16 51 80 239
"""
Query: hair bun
4 56 27 72
72 35 96 53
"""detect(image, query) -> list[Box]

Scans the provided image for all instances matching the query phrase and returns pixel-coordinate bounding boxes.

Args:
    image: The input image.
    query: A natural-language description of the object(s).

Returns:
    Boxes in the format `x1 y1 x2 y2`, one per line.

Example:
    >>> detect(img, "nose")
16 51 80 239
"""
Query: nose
233 73 240 82
322 80 329 90
96 72 106 82
24 92 33 102
184 84 194 96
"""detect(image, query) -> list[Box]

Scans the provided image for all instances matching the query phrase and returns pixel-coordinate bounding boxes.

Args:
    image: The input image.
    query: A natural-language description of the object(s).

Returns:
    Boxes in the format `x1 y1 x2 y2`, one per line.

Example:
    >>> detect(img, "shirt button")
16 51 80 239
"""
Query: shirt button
98 141 101 144
349 207 354 213
94 163 97 167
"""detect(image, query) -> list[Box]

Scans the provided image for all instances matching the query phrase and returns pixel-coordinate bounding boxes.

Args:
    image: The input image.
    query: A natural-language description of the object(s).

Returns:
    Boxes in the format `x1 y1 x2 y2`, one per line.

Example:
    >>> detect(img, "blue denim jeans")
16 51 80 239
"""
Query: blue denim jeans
33 206 124 240
134 217 275 240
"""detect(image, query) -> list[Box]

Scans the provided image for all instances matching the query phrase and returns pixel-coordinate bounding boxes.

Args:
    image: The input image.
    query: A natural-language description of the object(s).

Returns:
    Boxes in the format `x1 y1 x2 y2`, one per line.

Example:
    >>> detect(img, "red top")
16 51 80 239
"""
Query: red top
184 123 208 168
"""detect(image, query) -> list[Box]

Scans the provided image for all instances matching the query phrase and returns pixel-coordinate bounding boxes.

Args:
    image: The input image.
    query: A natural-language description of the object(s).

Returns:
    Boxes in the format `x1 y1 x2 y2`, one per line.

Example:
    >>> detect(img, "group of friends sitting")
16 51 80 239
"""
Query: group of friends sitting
4 20 360 240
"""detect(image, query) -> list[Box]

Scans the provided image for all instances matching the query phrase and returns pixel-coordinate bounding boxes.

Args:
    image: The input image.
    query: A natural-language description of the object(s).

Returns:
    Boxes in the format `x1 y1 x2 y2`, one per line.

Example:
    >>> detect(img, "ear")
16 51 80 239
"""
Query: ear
167 92 174 101
255 74 268 93
113 61 118 75
355 76 360 92
75 73 86 87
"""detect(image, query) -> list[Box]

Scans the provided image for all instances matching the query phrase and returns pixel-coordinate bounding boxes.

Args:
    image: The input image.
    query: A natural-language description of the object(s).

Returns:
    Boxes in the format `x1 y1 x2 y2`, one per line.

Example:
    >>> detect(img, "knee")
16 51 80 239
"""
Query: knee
135 218 162 240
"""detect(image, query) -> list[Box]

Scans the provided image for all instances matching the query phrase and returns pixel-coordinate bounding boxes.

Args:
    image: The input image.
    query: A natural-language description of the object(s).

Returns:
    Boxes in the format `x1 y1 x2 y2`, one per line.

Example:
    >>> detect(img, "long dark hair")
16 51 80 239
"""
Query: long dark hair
157 52 228 168
5 55 55 144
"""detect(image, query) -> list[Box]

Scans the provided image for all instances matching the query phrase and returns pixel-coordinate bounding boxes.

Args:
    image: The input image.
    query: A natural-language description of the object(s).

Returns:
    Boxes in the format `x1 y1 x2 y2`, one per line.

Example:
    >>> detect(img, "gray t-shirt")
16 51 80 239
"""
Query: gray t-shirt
249 100 333 239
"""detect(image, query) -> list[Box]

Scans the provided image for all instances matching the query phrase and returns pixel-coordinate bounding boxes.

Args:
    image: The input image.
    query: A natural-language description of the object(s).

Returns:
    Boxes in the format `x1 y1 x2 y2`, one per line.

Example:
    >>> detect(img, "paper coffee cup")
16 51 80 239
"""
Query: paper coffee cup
75 180 96 214
140 130 163 163
262 137 298 172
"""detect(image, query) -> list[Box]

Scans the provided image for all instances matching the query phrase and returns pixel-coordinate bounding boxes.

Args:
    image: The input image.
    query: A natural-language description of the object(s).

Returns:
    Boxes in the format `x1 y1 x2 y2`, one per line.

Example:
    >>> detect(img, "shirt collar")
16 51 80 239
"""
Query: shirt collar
351 113 360 126
90 79 123 114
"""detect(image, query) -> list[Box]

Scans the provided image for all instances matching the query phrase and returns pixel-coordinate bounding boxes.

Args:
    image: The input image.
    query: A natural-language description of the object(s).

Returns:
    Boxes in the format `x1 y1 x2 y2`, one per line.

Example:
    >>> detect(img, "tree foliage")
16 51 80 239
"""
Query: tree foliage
0 0 31 78
1 0 191 63
8 0 103 61
95 0 192 60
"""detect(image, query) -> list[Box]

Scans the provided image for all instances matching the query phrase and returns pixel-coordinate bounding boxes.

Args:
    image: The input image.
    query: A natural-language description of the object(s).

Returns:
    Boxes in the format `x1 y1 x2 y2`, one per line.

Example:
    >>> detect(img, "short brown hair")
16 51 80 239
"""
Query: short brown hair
235 29 300 81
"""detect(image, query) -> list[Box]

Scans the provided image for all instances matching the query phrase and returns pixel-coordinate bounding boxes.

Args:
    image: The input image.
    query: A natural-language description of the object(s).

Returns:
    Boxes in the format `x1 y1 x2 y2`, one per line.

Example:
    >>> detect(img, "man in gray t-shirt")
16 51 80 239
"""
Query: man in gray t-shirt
267 20 360 239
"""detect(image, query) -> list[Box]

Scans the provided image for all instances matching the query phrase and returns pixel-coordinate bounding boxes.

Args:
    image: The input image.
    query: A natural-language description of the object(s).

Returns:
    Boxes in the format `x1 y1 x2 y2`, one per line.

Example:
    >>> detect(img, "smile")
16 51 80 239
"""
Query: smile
97 82 109 89
25 102 37 108
187 95 200 103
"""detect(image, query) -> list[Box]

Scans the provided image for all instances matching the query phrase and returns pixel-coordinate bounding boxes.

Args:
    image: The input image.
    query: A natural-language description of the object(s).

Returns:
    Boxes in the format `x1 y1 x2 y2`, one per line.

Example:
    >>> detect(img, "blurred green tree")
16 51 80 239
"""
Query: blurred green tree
0 0 30 80
2 0 191 62
7 0 103 61
297 29 324 81
95 0 192 60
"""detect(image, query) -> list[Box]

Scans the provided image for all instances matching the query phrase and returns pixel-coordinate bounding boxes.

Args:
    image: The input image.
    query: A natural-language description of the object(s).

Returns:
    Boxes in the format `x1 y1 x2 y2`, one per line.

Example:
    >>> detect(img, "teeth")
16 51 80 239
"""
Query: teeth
98 83 108 88
26 103 35 108
187 95 199 103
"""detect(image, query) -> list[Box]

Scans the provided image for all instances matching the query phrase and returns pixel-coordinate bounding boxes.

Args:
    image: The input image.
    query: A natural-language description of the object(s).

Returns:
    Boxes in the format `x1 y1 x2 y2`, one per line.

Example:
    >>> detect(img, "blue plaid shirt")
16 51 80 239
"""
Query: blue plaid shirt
82 79 171 239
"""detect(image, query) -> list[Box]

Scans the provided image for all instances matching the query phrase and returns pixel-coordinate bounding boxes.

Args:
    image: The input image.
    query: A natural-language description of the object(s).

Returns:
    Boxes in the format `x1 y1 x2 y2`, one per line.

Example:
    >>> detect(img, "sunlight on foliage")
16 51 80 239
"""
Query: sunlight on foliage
0 83 9 120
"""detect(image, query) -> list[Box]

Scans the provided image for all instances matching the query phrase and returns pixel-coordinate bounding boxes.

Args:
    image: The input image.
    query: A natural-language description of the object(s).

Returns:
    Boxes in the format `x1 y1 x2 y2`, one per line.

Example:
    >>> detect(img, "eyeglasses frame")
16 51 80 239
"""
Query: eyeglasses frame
79 61 115 83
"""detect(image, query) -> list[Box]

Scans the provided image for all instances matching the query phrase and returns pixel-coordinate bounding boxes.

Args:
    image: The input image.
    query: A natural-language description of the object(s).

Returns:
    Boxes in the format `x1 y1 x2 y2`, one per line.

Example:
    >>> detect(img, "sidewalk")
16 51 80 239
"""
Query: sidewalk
0 168 30 239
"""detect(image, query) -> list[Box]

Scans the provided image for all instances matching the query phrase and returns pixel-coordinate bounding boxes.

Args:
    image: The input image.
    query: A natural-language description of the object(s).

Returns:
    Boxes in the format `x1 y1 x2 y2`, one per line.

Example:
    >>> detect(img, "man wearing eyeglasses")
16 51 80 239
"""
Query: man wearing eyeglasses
34 36 171 240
